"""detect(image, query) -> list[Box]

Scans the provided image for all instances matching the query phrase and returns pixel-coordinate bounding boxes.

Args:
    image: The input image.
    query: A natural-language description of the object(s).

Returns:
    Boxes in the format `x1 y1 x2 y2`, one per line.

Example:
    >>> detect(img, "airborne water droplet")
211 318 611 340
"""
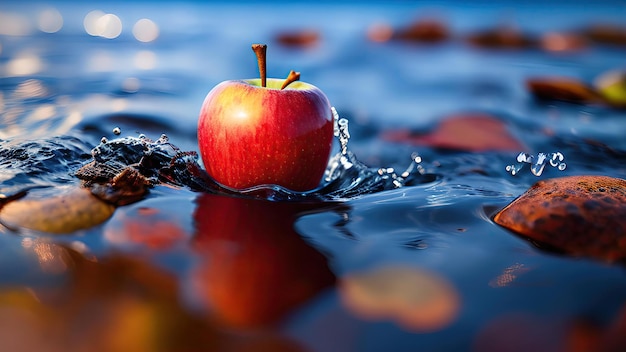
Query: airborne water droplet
112 127 121 135
549 151 564 167
507 151 567 177
332 107 340 137
530 152 547 176
333 109 351 156
101 137 108 144
516 152 532 163
412 153 422 164
157 133 169 144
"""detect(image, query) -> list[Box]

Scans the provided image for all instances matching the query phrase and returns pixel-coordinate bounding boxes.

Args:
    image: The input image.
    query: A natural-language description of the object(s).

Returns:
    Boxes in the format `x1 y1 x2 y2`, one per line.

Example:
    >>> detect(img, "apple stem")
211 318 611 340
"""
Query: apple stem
251 44 267 87
280 70 301 90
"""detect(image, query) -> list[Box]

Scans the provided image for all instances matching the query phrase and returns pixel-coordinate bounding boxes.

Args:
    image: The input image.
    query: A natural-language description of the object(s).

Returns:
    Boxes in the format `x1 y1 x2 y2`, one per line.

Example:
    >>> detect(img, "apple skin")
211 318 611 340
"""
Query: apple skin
197 78 334 191
192 193 336 329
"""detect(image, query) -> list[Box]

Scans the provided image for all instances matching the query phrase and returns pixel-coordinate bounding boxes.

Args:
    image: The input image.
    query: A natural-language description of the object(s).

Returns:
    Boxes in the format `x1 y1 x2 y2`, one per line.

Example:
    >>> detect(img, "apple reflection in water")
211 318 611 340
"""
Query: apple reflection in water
191 193 337 329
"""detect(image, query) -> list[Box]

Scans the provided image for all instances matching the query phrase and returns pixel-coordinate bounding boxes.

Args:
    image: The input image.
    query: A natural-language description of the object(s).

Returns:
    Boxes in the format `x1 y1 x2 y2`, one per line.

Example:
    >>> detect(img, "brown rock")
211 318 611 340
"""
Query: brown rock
494 175 626 262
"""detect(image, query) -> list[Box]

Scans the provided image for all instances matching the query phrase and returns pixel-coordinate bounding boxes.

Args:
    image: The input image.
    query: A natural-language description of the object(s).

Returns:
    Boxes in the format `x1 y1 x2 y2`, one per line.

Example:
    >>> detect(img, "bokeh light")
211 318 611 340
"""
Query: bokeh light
84 10 105 36
0 12 32 36
84 10 122 39
6 53 43 76
134 50 157 70
133 18 159 43
37 8 63 33
87 50 115 72
122 77 141 93
97 14 122 39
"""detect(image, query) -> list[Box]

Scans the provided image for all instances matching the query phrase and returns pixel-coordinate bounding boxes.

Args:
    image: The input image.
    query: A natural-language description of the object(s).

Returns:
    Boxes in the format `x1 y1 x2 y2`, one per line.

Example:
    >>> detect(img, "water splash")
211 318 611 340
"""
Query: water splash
72 108 434 202
77 132 196 187
506 151 567 176
313 108 430 199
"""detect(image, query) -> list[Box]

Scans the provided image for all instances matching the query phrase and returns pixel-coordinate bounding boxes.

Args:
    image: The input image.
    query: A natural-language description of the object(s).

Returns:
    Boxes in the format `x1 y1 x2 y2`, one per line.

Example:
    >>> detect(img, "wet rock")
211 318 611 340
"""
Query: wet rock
0 186 115 234
493 175 626 262
75 134 206 204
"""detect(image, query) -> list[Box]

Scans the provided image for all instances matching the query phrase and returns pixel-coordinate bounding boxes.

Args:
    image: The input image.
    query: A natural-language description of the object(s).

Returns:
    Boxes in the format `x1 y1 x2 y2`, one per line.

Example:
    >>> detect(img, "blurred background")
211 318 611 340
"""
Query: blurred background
2 0 625 148
1 1 626 352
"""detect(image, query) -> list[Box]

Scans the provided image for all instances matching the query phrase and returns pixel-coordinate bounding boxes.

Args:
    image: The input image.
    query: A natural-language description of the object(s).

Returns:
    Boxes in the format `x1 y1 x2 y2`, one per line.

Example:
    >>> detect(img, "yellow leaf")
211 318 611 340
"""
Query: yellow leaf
0 186 115 234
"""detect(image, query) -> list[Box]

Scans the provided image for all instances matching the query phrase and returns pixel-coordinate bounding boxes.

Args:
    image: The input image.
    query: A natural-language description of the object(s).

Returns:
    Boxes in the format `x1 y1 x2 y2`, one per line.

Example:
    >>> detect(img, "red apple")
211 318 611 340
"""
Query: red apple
197 44 334 191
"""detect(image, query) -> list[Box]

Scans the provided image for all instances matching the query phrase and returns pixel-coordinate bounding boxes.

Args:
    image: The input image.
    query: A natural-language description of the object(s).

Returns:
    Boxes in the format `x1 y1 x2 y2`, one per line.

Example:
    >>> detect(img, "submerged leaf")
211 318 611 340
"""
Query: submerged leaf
339 266 460 332
594 69 626 108
382 114 524 152
526 77 603 105
0 187 115 234
494 175 626 262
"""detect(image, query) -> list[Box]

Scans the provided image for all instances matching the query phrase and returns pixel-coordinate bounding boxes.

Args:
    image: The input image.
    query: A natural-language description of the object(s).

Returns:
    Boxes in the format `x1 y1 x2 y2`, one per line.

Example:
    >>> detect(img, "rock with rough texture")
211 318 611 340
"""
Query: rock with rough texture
494 175 626 262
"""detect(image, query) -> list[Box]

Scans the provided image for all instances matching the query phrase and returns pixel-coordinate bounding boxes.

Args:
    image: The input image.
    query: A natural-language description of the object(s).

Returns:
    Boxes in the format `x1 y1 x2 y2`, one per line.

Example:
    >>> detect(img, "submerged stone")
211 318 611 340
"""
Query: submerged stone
0 186 115 234
494 175 626 262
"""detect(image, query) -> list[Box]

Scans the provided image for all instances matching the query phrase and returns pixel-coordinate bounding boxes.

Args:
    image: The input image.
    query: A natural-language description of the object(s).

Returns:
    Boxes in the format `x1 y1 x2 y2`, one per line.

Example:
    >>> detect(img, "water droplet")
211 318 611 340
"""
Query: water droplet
112 127 121 135
516 152 532 163
530 152 547 176
549 151 564 167
332 107 340 137
138 133 146 140
101 137 108 144
507 151 567 177
333 109 351 156
157 133 169 144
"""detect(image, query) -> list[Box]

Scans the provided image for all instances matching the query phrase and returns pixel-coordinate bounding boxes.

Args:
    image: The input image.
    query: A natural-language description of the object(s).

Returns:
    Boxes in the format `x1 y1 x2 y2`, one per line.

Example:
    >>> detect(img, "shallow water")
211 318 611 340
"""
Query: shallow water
1 1 626 351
